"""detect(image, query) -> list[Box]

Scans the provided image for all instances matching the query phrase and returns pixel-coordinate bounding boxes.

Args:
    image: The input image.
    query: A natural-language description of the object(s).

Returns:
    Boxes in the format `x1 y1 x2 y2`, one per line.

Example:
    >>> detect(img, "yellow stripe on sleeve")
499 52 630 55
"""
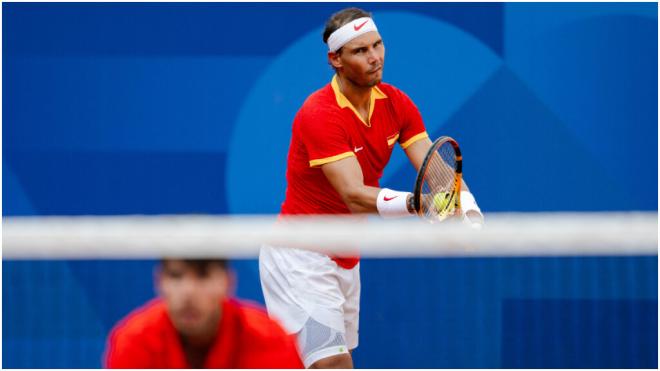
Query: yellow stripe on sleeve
309 151 356 167
400 131 429 149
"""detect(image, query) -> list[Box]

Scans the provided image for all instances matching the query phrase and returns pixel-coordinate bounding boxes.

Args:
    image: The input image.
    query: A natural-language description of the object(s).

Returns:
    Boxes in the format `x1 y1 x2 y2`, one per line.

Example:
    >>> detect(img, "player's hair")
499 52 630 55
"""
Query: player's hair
161 258 228 275
323 7 372 53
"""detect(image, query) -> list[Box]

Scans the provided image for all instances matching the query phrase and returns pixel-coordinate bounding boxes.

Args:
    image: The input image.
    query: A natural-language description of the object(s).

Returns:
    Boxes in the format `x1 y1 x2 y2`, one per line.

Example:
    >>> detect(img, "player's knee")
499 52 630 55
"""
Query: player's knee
309 353 353 369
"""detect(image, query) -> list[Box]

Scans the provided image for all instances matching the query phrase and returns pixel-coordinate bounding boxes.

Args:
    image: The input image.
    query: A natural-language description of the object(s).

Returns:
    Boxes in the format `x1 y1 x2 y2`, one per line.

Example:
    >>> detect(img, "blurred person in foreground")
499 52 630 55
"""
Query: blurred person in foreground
104 259 303 368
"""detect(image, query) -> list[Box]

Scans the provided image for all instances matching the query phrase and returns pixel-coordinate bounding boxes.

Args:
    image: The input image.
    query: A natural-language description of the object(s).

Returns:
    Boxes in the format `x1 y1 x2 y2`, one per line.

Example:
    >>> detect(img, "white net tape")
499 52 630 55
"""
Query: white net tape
2 212 657 259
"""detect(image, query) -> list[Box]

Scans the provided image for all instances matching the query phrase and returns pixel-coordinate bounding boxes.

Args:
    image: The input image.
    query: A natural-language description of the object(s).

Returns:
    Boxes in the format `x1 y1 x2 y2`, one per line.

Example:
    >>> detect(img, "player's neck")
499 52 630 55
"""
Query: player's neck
181 339 212 368
337 74 371 111
180 328 218 368
182 330 217 347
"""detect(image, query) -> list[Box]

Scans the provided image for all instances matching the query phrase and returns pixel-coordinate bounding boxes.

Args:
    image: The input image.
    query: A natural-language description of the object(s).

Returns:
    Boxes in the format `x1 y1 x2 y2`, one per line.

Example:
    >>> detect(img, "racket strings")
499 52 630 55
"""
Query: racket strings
421 142 458 219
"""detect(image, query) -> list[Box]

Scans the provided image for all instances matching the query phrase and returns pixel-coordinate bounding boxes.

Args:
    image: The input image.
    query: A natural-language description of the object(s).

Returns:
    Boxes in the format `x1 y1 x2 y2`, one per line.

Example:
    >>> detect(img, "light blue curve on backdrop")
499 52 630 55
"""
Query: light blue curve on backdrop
227 11 502 213
504 3 658 209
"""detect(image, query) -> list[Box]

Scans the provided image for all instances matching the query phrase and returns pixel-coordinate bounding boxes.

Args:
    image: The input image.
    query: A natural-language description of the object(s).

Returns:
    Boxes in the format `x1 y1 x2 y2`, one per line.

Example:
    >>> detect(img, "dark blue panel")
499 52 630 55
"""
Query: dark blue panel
501 299 658 368
5 151 228 215
3 3 503 56
355 256 657 368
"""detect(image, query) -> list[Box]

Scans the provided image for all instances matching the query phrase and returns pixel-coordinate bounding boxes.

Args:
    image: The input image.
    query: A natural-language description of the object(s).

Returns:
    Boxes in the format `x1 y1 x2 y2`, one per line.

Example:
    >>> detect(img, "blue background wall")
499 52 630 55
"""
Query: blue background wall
3 2 657 368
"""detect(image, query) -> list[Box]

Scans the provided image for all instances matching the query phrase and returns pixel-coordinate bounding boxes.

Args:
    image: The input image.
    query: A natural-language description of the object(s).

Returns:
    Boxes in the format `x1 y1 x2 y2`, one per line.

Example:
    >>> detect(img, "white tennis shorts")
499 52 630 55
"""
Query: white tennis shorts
259 245 360 367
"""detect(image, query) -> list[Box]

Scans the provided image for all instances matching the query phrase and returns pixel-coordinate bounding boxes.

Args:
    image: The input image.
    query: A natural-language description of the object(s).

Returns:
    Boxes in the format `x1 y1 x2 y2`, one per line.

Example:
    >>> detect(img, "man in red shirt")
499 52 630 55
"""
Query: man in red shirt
259 7 484 369
105 259 303 368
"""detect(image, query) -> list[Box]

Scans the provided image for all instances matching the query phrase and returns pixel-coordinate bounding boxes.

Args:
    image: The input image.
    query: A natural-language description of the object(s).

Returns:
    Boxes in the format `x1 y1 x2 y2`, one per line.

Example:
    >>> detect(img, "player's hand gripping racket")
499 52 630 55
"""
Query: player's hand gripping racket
412 136 462 223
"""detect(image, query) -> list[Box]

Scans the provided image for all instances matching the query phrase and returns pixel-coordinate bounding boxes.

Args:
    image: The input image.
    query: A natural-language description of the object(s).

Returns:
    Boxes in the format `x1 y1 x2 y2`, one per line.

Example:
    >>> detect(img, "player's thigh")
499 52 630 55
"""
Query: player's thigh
338 262 360 350
297 316 351 368
259 245 347 332
298 262 360 367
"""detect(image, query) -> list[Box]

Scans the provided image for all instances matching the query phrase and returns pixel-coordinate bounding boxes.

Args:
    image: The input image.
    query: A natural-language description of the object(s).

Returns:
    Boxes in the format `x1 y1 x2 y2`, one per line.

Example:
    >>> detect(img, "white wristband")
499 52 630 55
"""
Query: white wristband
460 191 481 214
460 191 483 229
376 188 413 218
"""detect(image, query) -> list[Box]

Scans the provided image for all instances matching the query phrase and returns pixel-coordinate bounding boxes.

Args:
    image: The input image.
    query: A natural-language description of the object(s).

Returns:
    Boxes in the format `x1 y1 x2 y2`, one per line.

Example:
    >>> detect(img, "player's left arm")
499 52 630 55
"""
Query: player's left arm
404 137 484 226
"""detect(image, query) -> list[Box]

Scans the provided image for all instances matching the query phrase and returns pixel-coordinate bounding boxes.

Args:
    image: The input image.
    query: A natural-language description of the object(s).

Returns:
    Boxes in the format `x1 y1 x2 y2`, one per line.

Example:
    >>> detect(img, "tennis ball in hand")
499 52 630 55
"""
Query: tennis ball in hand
433 192 453 211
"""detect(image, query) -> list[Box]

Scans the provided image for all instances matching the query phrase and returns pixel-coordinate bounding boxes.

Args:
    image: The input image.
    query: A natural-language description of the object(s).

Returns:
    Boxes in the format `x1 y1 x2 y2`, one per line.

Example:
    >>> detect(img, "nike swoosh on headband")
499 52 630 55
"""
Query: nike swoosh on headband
354 20 368 31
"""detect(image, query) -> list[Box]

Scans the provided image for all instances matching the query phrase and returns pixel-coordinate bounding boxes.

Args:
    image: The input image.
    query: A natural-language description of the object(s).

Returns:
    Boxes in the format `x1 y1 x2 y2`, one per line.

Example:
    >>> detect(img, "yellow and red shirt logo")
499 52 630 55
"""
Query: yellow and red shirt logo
386 133 400 148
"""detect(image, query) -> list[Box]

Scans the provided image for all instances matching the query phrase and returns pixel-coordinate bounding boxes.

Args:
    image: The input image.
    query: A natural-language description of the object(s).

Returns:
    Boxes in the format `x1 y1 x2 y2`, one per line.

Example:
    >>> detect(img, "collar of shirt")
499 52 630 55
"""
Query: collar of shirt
331 74 388 127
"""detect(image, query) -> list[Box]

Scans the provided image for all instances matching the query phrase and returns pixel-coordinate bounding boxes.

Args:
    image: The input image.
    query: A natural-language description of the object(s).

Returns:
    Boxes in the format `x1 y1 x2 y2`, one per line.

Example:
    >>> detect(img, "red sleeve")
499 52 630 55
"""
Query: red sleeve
104 324 154 369
296 109 355 167
393 88 429 149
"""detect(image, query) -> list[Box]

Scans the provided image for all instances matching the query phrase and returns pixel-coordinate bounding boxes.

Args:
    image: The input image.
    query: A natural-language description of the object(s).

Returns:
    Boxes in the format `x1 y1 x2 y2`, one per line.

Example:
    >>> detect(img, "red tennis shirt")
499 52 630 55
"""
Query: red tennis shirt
280 75 428 269
104 298 303 368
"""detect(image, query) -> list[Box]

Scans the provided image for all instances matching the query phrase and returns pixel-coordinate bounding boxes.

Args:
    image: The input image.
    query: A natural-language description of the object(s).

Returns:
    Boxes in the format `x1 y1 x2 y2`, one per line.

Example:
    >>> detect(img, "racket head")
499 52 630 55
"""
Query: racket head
412 136 463 222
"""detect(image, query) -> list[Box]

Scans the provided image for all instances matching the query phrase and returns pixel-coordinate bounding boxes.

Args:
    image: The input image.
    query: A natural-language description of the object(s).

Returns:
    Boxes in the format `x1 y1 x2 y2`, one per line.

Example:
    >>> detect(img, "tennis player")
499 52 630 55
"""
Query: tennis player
259 7 484 368
104 259 303 368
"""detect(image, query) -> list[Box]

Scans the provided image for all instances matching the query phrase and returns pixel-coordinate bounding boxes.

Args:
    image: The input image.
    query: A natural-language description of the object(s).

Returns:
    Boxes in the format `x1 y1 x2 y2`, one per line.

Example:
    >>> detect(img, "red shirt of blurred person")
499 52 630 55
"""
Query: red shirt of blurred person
104 259 303 369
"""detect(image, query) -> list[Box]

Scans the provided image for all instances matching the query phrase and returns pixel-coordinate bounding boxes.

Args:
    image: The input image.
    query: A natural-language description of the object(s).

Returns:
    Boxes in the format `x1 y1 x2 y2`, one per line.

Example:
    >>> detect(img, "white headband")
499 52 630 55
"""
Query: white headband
327 17 379 53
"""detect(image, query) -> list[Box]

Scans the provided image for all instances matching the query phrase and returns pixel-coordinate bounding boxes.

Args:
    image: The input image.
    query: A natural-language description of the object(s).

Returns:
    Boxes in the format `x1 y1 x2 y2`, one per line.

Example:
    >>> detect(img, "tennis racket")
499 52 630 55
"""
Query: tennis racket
412 136 462 223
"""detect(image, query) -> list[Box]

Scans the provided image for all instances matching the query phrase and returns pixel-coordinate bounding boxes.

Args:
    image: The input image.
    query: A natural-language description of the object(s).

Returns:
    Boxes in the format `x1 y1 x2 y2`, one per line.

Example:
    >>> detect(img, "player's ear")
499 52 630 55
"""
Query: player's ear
328 51 343 69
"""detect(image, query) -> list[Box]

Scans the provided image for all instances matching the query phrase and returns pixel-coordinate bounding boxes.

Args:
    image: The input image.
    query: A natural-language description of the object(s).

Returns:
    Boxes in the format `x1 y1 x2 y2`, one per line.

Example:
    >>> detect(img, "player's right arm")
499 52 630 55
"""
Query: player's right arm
321 156 382 214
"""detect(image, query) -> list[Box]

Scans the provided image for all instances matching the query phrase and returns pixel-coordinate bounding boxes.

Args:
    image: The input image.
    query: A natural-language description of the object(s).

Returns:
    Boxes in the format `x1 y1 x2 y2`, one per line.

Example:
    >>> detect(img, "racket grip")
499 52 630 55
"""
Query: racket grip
406 194 415 214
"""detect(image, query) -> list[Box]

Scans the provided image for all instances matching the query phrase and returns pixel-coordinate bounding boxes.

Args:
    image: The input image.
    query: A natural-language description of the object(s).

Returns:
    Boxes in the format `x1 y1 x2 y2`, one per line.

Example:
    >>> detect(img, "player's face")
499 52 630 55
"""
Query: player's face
158 260 229 339
333 31 385 88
